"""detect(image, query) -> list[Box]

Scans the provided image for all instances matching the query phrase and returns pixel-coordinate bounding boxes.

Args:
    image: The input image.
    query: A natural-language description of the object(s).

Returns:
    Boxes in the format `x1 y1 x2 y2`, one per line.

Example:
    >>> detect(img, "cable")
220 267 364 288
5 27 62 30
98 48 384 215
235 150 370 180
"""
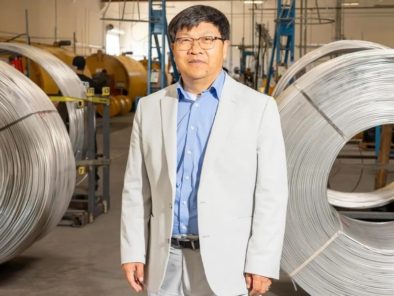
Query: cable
277 48 394 295
0 61 75 264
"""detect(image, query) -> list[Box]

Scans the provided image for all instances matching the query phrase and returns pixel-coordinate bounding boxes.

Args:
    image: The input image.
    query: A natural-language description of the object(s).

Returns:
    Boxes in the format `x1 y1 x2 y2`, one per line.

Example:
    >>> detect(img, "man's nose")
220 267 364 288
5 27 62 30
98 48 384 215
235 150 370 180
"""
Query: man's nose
188 39 203 53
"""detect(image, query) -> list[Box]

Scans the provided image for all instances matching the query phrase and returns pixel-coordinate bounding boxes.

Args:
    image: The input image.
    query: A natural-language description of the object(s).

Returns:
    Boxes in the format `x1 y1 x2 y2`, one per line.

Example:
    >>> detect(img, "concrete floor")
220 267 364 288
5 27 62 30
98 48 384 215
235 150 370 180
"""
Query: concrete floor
4 114 389 296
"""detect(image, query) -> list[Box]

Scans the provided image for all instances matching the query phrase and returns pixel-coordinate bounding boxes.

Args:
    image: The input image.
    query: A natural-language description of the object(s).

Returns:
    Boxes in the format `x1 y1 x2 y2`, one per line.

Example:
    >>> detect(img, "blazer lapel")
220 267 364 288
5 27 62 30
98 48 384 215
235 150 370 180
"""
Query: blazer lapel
202 76 240 167
160 86 178 195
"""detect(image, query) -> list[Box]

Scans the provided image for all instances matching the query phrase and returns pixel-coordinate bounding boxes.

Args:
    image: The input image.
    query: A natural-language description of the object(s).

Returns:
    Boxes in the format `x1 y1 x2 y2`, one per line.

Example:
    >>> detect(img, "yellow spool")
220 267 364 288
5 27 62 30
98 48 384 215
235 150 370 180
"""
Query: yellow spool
86 51 147 105
96 96 121 117
123 96 132 113
117 95 127 115
115 95 131 115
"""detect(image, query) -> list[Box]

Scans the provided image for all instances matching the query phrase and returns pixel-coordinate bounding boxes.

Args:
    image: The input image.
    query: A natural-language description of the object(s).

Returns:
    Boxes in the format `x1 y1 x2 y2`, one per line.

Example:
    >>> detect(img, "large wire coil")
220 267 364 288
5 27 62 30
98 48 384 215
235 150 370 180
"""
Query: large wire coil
0 42 86 160
0 61 75 264
277 49 394 295
328 185 394 209
274 40 392 210
273 40 388 97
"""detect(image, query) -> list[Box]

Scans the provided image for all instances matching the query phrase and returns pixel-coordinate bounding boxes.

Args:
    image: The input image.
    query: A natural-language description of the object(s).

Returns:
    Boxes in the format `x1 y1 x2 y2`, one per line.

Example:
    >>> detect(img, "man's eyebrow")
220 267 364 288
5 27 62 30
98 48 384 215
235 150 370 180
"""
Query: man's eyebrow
176 32 216 37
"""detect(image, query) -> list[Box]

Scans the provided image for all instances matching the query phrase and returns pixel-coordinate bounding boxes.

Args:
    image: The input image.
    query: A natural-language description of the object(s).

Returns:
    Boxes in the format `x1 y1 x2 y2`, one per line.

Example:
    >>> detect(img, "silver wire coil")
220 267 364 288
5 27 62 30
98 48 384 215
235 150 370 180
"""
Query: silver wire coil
277 49 394 295
328 185 394 209
273 40 388 97
0 42 86 160
0 61 75 264
274 40 392 210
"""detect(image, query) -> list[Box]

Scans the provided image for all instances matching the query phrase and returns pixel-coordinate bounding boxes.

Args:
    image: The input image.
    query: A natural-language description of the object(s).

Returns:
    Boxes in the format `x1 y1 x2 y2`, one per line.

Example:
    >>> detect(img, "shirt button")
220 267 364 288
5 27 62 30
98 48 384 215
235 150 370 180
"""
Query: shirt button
182 201 186 205
187 150 192 155
181 225 187 230
190 126 195 130
185 176 190 180
195 103 199 107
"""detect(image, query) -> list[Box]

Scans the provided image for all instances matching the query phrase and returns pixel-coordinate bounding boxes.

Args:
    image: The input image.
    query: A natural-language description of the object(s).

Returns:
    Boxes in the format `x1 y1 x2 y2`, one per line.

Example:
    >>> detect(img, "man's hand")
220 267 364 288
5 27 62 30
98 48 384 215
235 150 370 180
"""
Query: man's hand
245 273 272 296
122 262 145 292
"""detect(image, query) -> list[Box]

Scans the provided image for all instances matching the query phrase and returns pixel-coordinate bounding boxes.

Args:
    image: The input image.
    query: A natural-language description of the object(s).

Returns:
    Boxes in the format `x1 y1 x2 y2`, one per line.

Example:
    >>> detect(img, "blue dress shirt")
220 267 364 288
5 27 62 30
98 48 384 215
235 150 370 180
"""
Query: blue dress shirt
172 70 226 236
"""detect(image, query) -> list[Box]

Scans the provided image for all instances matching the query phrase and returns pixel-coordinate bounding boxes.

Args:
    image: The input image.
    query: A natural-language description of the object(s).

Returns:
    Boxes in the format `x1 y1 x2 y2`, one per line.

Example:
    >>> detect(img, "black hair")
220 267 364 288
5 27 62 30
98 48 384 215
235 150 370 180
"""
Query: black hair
72 55 86 71
168 5 230 43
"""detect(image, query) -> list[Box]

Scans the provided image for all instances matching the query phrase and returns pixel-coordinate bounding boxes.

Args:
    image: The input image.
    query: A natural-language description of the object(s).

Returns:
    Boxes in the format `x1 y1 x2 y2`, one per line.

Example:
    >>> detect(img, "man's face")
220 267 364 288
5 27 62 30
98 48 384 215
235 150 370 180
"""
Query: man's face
171 22 229 85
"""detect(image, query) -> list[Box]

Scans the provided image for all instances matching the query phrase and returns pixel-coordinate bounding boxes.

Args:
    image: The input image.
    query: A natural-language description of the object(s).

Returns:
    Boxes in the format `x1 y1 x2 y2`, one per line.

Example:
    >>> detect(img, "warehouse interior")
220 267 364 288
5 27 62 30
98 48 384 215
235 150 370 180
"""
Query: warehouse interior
0 0 394 295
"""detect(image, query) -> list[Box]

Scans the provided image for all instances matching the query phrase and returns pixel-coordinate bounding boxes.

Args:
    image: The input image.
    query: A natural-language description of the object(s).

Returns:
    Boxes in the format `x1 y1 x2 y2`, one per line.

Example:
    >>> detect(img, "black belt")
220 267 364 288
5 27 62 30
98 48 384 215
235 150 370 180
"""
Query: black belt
171 237 200 250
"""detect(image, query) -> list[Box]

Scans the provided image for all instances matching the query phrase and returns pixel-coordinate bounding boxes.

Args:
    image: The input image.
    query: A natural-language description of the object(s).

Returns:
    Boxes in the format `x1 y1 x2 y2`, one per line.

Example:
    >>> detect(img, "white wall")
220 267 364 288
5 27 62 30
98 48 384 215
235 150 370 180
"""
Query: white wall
0 0 103 55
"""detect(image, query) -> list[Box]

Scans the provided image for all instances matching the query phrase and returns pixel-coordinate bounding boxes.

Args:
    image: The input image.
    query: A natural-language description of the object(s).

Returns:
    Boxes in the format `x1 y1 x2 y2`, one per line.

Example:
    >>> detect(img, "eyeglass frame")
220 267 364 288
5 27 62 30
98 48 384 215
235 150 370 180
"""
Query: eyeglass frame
173 36 226 51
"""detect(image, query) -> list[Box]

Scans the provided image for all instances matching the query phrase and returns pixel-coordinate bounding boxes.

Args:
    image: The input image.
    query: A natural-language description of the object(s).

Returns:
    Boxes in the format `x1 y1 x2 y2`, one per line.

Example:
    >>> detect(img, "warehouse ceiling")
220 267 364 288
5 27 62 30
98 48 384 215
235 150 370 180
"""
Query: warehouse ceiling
101 0 394 2
100 0 394 8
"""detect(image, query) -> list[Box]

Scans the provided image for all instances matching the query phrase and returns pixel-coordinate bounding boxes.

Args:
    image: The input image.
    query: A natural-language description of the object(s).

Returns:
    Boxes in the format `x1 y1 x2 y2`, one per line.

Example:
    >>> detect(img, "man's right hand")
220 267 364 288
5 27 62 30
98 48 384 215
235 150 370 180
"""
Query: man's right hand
122 262 145 292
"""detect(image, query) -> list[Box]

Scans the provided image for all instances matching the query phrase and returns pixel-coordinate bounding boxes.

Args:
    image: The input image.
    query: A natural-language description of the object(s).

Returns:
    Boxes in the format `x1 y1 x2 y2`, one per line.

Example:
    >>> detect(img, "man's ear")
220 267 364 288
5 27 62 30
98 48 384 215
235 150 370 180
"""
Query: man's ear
171 44 176 60
222 40 230 60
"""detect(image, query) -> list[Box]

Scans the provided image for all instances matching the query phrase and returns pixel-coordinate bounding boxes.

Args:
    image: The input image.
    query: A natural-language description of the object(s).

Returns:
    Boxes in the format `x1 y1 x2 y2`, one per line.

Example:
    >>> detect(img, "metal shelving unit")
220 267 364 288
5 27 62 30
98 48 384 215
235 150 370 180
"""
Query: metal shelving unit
61 88 111 226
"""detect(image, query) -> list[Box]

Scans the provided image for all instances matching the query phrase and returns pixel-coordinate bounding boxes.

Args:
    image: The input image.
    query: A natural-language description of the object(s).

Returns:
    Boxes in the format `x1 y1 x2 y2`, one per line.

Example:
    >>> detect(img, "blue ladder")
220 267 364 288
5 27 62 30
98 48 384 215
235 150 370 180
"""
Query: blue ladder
147 0 179 94
265 0 295 94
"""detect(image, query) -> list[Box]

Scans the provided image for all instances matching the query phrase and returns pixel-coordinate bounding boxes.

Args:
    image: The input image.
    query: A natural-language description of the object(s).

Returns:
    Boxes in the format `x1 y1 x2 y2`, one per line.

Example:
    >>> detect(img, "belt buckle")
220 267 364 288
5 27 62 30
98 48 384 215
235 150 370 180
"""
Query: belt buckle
171 236 198 250
179 237 193 249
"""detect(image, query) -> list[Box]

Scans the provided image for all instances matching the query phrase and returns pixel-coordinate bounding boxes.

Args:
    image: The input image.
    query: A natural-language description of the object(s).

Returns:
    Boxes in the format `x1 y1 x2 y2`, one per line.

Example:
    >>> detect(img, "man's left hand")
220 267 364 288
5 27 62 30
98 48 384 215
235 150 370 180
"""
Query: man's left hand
244 273 272 295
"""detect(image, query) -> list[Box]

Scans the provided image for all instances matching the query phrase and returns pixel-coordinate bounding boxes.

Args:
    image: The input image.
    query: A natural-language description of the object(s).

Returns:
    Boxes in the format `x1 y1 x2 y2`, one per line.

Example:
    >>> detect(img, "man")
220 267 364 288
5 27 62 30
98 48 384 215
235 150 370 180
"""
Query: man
121 5 288 296
72 55 95 91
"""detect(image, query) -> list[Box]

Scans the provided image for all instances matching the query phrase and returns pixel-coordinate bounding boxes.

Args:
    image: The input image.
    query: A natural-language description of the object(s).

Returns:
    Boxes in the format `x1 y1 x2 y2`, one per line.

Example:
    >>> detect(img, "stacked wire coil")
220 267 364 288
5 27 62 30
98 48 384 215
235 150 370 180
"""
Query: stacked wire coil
0 61 75 264
273 40 392 210
0 42 86 160
273 40 388 97
277 49 394 295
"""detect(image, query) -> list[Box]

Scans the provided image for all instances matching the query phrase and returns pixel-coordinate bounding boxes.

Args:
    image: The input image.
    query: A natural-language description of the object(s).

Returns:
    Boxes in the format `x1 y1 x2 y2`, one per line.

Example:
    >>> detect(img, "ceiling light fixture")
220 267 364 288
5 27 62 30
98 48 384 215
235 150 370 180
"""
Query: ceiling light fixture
343 2 359 6
244 0 264 4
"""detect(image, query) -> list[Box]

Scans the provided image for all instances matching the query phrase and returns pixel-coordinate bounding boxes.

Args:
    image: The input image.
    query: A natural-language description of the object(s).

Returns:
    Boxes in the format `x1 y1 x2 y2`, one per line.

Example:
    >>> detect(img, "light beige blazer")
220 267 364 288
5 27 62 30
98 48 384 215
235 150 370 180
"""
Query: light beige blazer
121 74 288 295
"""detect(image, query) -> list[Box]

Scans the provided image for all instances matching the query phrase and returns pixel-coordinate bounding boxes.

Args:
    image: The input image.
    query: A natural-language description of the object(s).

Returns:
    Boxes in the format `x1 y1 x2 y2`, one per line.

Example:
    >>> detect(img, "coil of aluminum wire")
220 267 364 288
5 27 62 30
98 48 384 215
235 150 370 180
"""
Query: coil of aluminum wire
0 61 75 264
0 42 86 160
328 185 394 209
277 49 394 295
272 40 388 97
273 40 393 210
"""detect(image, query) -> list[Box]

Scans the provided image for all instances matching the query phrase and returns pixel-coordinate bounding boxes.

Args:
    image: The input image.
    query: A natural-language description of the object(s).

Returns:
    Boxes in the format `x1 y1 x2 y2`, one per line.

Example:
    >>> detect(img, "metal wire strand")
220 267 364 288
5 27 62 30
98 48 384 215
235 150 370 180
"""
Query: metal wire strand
0 61 75 264
277 49 394 295
0 42 87 160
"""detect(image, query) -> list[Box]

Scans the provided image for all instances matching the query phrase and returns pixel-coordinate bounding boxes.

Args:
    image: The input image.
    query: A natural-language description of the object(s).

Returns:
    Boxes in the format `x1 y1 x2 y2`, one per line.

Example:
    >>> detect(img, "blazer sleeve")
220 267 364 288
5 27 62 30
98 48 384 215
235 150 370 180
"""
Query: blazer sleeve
120 102 152 264
244 97 288 279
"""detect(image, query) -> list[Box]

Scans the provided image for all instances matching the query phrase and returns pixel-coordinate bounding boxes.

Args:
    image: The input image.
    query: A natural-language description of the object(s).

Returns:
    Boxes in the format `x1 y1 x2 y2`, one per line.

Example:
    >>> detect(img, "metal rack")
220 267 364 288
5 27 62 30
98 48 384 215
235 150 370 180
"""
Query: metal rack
57 88 111 226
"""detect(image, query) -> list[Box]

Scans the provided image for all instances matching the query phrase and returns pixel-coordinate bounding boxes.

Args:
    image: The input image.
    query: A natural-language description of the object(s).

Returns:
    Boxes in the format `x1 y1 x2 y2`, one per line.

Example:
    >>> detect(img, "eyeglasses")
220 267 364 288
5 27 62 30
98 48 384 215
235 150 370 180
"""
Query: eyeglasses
174 36 225 51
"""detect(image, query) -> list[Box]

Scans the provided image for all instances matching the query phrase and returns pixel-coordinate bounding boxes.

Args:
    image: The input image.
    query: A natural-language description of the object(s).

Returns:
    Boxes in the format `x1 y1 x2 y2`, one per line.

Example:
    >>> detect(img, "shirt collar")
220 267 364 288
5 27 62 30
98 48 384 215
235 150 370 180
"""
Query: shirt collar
176 70 226 101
